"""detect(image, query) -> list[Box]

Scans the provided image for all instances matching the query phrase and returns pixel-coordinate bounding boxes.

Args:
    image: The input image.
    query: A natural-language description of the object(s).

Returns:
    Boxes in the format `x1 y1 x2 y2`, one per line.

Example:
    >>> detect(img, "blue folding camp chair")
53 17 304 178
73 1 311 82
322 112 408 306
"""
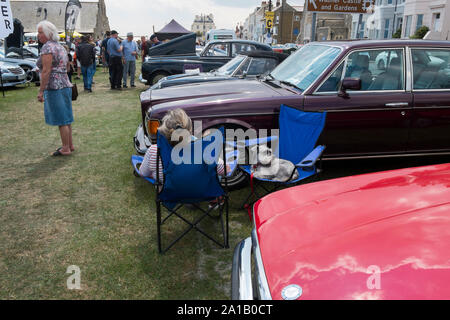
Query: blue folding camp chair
239 104 327 209
132 128 232 254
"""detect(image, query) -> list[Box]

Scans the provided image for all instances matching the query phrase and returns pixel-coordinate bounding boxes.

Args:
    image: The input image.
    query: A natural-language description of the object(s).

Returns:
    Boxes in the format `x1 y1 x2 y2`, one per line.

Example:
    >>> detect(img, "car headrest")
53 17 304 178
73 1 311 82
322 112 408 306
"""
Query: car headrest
354 55 369 69
388 57 401 73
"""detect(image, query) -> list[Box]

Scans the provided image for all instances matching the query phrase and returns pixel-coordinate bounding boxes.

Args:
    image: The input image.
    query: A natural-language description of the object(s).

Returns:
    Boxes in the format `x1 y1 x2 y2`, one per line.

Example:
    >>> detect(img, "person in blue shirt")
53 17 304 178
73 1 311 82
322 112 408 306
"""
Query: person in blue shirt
150 34 162 47
107 30 123 90
122 32 139 88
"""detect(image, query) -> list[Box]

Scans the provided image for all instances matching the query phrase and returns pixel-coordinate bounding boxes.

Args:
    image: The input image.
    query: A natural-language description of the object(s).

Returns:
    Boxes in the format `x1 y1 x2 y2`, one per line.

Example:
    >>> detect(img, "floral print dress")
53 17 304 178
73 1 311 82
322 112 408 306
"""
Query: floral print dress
37 41 72 90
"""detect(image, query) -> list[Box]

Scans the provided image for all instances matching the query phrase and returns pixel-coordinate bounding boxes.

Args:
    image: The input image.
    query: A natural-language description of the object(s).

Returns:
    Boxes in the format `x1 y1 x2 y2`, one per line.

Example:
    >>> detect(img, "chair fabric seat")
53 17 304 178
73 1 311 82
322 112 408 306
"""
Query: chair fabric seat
240 165 316 184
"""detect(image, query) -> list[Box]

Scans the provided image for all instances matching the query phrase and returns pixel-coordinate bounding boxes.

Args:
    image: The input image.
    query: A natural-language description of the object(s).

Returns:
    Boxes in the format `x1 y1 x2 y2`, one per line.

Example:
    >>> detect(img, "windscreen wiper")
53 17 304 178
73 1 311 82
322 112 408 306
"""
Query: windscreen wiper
279 80 301 91
263 73 275 82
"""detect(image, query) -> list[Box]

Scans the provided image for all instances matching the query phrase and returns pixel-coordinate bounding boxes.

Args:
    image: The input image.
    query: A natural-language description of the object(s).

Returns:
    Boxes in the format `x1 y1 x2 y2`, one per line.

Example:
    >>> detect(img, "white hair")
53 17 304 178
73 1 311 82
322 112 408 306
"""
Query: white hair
37 20 59 42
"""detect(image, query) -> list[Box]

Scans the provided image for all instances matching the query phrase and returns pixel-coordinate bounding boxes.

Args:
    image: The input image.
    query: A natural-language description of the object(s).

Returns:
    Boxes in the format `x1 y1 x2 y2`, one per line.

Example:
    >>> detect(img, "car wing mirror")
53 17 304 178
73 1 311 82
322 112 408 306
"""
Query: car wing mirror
338 78 361 98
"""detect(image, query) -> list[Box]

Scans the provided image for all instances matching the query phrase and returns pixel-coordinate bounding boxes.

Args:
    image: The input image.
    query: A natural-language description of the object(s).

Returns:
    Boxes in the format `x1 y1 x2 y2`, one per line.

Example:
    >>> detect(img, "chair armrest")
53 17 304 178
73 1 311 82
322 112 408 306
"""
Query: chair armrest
225 135 279 149
225 149 239 177
296 145 326 169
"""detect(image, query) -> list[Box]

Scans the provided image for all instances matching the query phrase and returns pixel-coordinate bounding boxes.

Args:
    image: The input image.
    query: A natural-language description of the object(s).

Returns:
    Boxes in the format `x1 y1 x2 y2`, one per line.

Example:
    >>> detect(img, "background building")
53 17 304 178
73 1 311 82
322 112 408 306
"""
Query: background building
10 0 110 39
351 0 405 39
191 14 215 41
299 12 352 43
402 0 450 40
350 0 450 41
272 0 303 44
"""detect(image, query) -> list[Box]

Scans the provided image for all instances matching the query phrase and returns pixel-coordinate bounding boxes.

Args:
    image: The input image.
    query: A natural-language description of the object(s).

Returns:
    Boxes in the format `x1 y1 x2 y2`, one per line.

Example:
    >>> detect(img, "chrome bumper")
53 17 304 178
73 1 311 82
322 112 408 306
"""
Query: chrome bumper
231 237 254 300
231 228 272 300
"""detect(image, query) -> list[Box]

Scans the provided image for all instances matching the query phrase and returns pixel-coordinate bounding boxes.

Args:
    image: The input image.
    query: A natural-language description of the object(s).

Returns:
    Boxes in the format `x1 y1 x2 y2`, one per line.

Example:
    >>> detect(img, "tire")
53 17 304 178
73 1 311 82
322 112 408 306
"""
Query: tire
150 72 169 85
20 65 34 83
205 126 250 191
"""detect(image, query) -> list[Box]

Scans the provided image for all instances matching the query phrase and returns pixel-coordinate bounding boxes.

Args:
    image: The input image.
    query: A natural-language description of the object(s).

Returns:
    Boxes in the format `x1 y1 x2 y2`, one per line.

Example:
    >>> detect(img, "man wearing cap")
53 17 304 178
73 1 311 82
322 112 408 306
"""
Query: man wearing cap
122 32 139 88
150 34 162 47
107 30 124 90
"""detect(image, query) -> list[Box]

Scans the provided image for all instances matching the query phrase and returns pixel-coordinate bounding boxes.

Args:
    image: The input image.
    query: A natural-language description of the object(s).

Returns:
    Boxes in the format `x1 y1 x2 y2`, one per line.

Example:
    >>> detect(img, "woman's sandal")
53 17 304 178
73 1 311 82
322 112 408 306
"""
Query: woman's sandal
53 147 71 156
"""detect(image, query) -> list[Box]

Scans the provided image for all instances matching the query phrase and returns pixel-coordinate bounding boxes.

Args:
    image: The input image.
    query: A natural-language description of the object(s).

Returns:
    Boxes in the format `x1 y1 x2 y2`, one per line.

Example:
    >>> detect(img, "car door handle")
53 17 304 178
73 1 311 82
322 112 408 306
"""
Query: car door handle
385 102 409 107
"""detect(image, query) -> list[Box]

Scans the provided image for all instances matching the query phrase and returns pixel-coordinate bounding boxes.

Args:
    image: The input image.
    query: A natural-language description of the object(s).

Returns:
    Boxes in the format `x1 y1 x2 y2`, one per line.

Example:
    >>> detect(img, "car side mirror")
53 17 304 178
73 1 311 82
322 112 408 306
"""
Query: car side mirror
338 78 361 98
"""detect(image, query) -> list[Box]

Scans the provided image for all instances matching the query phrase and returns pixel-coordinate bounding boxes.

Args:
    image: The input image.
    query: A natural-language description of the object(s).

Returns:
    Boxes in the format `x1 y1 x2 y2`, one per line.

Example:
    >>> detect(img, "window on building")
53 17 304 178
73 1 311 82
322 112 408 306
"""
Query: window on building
388 0 393 4
416 14 423 31
352 22 358 39
397 17 403 32
404 15 412 38
384 19 390 39
433 12 442 32
359 22 365 39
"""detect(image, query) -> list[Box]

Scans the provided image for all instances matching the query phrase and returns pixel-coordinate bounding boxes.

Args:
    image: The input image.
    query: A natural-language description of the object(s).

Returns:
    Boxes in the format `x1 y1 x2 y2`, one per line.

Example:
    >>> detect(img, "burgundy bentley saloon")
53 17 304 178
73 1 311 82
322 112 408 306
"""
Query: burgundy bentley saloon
139 40 450 187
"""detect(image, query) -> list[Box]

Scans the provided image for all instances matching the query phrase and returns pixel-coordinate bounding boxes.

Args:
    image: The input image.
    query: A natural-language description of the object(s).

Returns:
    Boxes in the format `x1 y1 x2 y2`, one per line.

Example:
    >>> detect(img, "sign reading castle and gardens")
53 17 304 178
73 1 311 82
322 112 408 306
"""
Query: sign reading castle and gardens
307 0 374 14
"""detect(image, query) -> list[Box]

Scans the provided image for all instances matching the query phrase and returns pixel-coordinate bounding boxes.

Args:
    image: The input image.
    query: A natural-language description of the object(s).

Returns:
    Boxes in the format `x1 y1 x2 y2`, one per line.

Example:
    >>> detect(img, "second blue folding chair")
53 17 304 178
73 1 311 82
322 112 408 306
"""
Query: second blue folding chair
238 104 327 210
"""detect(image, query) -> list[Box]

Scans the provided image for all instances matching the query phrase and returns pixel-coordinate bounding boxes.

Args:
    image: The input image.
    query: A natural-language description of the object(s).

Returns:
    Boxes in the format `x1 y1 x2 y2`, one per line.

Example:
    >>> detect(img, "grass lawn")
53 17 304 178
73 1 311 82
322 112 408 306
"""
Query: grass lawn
1 64 449 299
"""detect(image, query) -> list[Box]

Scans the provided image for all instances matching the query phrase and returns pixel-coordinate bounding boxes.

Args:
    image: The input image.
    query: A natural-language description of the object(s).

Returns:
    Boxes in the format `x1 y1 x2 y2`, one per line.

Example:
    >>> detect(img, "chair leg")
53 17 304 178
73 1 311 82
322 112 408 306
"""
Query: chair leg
225 196 229 248
156 200 162 254
157 201 230 253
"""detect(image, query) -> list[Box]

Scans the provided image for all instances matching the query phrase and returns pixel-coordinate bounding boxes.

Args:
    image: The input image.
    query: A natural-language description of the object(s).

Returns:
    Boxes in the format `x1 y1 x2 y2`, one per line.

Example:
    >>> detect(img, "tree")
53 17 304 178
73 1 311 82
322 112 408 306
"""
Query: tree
392 28 401 39
410 26 429 39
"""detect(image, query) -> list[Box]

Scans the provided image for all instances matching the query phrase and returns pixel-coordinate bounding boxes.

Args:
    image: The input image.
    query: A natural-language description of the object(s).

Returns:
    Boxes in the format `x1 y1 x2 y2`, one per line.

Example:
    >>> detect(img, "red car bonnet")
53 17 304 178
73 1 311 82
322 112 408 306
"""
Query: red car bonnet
254 163 450 300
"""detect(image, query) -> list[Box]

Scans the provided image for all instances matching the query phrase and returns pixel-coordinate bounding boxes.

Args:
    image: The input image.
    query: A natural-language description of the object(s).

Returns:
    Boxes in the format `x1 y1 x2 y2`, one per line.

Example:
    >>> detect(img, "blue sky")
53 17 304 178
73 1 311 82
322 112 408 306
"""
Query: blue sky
105 0 305 37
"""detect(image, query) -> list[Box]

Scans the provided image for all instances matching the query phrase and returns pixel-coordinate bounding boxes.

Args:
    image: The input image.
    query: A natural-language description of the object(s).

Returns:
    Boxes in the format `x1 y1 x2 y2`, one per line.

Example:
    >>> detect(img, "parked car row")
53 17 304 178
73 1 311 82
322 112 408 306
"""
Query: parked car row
141 40 450 162
141 34 273 85
0 46 40 86
133 39 450 300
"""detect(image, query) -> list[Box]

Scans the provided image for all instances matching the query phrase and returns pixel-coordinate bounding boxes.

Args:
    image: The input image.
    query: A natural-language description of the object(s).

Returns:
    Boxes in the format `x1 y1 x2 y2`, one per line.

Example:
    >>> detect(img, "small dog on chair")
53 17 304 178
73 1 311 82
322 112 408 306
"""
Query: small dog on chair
249 145 299 182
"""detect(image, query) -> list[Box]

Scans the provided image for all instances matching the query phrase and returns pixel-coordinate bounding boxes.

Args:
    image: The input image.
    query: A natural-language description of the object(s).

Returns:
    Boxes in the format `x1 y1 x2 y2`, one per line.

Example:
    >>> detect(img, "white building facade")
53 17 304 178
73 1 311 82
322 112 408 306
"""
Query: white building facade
191 14 216 41
402 0 450 40
351 0 405 39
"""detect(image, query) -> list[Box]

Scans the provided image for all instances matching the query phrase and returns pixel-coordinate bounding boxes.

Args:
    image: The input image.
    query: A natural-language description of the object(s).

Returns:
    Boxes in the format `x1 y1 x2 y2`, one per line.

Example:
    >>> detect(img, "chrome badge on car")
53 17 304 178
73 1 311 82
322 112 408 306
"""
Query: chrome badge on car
282 284 303 300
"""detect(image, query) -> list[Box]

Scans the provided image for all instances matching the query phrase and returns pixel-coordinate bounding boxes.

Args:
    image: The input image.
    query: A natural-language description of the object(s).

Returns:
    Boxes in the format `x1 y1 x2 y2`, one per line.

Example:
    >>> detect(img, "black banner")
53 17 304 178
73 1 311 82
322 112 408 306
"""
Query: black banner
64 0 82 45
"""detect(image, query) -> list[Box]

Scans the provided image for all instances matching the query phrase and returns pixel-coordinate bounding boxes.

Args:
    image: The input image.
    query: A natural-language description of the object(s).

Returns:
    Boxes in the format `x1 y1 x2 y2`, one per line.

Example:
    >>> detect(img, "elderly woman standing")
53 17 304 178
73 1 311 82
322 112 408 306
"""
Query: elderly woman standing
37 20 74 156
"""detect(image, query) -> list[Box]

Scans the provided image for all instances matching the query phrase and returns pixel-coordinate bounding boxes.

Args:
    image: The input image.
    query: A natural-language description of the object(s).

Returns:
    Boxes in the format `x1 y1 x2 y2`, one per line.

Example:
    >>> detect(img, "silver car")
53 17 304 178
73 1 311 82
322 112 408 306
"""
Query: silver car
0 61 27 87
0 47 39 83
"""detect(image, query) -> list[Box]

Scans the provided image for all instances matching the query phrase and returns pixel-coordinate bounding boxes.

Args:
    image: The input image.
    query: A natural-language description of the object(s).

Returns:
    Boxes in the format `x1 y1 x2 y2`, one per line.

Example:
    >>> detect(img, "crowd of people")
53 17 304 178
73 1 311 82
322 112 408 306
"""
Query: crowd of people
100 31 162 90
58 30 163 92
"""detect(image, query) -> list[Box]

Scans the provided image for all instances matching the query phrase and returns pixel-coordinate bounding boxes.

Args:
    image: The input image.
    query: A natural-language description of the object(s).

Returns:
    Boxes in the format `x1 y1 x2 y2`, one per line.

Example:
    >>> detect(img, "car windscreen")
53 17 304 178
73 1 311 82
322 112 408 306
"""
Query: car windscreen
270 44 342 91
216 55 246 75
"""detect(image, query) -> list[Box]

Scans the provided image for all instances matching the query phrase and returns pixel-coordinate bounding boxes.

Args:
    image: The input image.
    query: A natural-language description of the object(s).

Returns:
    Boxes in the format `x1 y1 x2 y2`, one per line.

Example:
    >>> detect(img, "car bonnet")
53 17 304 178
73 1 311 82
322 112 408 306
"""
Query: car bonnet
254 163 450 300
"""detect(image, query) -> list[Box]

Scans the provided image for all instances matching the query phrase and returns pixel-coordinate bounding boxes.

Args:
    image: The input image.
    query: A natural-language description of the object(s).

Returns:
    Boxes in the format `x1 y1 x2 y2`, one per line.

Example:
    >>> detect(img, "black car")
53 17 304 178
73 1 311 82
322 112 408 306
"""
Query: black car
142 33 272 85
150 50 287 90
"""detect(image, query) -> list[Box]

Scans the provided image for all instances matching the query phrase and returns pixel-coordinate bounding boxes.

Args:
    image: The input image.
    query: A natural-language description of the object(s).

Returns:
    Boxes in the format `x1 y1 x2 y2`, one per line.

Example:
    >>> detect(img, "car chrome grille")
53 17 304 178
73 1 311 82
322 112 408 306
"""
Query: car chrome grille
8 67 23 75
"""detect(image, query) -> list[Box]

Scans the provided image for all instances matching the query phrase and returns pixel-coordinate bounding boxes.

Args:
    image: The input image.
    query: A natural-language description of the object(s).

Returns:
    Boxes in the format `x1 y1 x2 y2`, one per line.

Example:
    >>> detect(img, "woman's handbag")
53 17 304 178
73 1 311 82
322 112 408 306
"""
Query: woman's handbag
72 83 78 101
